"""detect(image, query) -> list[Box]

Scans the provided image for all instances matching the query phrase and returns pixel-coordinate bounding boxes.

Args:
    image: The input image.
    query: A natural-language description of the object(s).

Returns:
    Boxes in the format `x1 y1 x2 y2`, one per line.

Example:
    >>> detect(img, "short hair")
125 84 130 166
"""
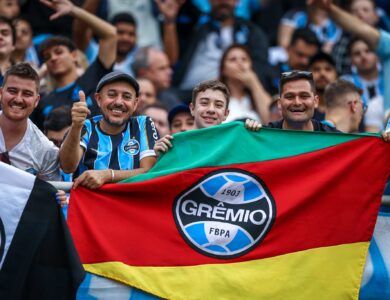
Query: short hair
3 62 39 92
43 105 72 132
131 47 151 76
324 79 363 109
290 28 320 48
279 70 316 95
309 51 337 70
110 12 137 27
39 36 77 59
192 80 230 107
348 36 374 54
0 16 16 45
141 102 168 114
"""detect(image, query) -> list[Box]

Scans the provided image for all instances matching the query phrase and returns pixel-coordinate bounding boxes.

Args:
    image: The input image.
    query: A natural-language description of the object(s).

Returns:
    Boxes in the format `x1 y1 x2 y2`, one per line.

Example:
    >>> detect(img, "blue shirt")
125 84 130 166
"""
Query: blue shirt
377 29 390 115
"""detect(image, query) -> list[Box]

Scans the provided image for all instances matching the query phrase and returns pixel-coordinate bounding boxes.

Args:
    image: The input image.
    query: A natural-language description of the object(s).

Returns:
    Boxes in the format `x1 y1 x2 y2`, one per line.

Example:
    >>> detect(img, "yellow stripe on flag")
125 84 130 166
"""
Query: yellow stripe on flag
85 242 369 300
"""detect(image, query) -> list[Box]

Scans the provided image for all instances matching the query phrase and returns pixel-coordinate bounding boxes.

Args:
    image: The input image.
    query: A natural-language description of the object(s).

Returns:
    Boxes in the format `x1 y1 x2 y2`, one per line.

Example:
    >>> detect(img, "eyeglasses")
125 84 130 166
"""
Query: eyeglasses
281 71 313 80
0 151 10 165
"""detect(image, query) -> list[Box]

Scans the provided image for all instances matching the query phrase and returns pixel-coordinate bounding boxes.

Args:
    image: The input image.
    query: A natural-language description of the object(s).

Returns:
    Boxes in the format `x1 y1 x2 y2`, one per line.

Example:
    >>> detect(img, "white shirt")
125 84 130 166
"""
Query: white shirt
0 115 61 181
225 95 260 123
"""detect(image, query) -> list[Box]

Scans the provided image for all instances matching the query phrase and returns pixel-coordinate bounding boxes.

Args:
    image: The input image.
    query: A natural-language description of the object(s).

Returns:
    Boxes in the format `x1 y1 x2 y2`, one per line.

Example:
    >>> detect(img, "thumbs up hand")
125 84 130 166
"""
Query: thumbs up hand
71 90 91 129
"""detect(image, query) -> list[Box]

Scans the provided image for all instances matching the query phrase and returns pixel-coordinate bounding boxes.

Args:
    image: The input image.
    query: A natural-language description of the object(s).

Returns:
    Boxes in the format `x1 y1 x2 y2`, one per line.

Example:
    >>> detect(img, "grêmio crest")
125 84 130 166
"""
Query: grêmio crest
173 168 276 259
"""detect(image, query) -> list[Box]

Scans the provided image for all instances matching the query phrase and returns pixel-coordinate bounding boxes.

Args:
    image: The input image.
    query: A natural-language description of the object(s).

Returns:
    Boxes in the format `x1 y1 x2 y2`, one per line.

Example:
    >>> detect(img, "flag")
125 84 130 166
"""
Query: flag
0 162 85 300
68 123 390 300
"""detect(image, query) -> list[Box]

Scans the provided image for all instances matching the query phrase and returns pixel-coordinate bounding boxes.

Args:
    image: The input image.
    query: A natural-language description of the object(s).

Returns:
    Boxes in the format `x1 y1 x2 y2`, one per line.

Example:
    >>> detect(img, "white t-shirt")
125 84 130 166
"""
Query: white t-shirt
0 115 61 181
365 95 384 131
225 95 260 123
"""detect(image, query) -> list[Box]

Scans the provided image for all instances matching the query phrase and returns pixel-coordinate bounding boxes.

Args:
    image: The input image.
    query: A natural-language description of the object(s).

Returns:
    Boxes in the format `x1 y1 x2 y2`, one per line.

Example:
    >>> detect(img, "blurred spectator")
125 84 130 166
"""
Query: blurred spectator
157 0 270 97
322 79 365 133
43 105 72 148
270 28 320 95
0 0 19 19
11 17 39 67
278 4 341 53
0 16 15 86
309 51 338 120
142 103 170 137
136 77 157 114
168 104 194 134
132 47 180 109
219 44 271 123
31 0 117 130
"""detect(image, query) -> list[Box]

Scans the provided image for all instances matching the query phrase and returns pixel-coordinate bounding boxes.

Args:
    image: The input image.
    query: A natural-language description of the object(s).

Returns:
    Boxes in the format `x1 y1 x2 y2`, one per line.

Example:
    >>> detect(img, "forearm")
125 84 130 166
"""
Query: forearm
59 126 84 173
327 3 380 49
249 81 271 124
110 168 152 183
163 22 180 65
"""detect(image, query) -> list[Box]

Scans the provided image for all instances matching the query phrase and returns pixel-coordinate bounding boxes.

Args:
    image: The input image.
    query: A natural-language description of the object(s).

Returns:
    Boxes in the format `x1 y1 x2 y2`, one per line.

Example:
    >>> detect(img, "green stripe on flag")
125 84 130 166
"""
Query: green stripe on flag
122 122 378 183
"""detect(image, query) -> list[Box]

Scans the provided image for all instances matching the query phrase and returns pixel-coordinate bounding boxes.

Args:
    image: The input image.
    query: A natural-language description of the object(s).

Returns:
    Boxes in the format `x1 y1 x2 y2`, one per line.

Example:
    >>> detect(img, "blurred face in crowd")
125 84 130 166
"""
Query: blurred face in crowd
210 0 237 21
136 78 157 113
222 47 252 80
46 126 70 148
95 81 138 130
350 0 378 26
143 106 170 137
0 22 14 58
43 45 78 78
346 92 365 132
0 75 40 122
278 79 318 129
190 88 229 129
14 19 32 52
171 111 195 134
288 39 318 70
0 0 19 19
144 49 172 91
116 22 136 59
310 60 338 93
350 40 378 76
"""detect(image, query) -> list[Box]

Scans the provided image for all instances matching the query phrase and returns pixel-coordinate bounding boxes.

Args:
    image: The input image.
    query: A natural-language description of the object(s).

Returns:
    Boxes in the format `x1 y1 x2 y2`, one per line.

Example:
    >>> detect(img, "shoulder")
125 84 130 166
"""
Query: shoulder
312 119 341 132
264 120 284 128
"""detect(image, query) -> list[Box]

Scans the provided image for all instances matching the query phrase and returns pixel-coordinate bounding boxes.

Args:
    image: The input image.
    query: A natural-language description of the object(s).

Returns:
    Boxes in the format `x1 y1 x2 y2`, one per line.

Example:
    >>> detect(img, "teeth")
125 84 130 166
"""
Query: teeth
112 109 123 113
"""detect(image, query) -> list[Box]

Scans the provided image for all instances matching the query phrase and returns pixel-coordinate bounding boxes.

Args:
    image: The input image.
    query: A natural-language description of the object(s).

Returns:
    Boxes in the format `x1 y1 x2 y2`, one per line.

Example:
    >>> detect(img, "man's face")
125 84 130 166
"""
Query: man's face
0 22 14 57
351 0 378 26
210 0 237 21
144 50 172 91
95 81 138 128
15 20 32 52
0 0 19 19
350 40 378 74
278 79 318 126
171 111 195 134
311 60 338 93
116 22 136 57
43 45 77 78
137 78 156 110
143 107 170 137
288 39 318 70
190 89 229 129
0 75 39 122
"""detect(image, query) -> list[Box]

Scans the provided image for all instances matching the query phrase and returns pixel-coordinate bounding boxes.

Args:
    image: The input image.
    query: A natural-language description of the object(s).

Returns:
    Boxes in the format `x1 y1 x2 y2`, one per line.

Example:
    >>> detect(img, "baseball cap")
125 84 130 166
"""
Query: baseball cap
96 71 140 96
168 104 191 127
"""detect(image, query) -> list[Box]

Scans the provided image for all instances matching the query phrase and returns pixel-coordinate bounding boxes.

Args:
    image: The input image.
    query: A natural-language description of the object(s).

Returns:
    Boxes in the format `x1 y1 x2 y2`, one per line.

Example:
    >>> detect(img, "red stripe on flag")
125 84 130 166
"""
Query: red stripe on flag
68 137 390 266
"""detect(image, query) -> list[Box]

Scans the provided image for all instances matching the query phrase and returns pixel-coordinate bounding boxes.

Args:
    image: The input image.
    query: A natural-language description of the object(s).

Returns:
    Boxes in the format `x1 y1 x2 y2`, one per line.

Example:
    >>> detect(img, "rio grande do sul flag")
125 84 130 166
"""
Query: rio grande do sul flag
68 123 390 300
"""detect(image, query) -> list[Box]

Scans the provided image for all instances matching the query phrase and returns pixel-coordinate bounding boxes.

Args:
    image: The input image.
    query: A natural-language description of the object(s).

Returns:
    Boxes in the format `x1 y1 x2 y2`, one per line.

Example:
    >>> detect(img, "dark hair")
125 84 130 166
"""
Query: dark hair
0 16 16 45
348 36 374 54
309 51 337 69
192 80 230 107
111 12 137 27
279 70 316 95
219 44 252 84
324 79 363 109
43 106 72 132
39 36 77 59
290 28 320 48
141 102 168 114
3 62 39 92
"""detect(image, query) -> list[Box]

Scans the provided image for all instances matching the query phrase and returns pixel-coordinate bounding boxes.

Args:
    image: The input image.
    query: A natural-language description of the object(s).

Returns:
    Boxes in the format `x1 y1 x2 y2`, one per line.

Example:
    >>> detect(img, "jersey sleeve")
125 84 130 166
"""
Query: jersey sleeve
139 116 159 160
80 120 92 150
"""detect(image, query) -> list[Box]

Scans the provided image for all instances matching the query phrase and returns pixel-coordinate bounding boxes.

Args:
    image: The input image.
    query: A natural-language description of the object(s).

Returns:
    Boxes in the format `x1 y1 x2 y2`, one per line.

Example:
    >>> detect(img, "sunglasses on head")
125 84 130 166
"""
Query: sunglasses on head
281 71 313 80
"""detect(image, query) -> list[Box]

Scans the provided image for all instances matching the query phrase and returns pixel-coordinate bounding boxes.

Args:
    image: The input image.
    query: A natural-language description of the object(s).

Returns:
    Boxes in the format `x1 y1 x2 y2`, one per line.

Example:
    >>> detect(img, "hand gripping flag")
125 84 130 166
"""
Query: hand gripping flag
68 123 390 300
0 162 85 300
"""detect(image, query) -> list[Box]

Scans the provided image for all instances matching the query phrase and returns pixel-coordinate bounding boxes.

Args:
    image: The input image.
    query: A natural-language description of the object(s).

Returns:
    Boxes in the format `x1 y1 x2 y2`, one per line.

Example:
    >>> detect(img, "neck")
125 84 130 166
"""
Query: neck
325 110 353 133
0 114 27 150
0 55 11 74
53 69 78 88
227 79 246 99
99 119 126 135
282 119 314 131
11 50 26 64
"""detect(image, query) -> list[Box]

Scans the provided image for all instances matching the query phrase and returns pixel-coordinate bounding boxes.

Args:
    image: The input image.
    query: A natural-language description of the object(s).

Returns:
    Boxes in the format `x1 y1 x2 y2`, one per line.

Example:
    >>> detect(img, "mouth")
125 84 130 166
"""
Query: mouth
9 103 25 111
289 107 306 114
109 107 128 116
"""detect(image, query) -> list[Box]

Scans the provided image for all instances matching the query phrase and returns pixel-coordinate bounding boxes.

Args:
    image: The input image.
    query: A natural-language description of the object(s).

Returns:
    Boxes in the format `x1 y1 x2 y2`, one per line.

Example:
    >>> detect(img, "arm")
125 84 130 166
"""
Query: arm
41 0 117 68
307 0 380 50
59 91 90 173
155 0 184 65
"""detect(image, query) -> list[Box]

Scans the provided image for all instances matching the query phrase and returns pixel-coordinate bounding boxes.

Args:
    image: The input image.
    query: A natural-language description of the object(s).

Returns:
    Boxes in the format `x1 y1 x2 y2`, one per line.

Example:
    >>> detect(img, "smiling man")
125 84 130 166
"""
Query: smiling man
59 71 159 189
266 71 339 132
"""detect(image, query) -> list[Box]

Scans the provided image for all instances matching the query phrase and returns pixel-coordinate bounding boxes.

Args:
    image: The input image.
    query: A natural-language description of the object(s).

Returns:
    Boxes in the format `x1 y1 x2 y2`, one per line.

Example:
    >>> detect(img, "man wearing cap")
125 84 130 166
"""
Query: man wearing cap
59 71 159 189
168 104 195 134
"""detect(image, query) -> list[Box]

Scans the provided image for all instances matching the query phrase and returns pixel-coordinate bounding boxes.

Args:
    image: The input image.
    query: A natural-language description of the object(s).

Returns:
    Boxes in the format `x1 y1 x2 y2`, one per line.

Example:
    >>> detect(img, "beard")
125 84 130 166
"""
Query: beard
211 4 235 21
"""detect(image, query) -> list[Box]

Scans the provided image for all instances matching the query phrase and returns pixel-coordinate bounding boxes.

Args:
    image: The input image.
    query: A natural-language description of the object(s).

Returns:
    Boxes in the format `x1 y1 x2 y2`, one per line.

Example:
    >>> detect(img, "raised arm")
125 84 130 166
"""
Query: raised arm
307 0 380 50
59 91 90 173
41 0 117 68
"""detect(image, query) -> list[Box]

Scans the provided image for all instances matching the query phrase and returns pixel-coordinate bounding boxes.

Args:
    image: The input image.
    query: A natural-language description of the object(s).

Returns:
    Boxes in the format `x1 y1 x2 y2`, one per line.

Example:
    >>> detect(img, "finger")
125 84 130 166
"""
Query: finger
161 138 173 148
50 11 63 21
40 0 54 8
79 90 86 103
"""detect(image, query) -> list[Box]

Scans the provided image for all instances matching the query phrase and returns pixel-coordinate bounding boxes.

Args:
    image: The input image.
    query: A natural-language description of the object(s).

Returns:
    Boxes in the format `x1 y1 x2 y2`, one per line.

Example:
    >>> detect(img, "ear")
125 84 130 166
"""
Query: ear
189 102 195 117
223 108 230 121
133 97 139 110
94 92 102 108
314 95 319 109
277 98 282 110
33 94 40 109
